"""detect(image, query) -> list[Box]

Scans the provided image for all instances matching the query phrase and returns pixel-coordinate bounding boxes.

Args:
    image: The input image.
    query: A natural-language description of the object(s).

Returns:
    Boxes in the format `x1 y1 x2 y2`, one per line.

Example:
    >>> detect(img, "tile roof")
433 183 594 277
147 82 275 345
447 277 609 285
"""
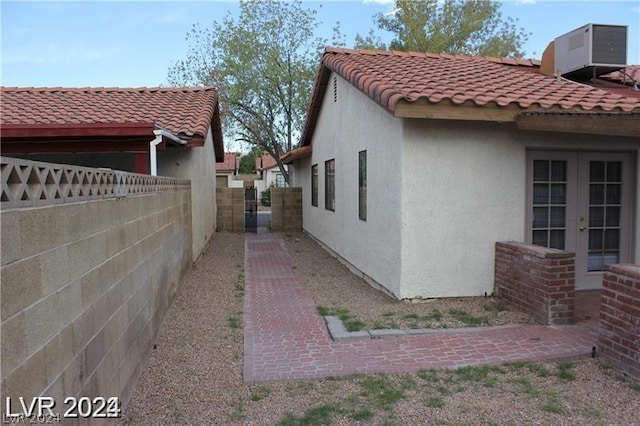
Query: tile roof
256 152 278 171
297 48 640 147
217 152 239 172
1 86 220 141
321 48 640 113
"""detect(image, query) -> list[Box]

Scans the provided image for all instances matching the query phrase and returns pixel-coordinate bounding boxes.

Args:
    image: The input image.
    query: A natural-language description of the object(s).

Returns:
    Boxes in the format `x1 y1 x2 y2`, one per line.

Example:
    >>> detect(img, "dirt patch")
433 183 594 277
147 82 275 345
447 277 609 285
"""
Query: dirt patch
281 232 536 331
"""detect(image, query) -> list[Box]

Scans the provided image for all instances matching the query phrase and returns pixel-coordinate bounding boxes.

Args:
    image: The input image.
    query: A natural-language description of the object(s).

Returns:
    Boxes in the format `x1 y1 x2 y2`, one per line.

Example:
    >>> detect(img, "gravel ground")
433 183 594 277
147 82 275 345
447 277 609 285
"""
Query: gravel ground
122 231 640 425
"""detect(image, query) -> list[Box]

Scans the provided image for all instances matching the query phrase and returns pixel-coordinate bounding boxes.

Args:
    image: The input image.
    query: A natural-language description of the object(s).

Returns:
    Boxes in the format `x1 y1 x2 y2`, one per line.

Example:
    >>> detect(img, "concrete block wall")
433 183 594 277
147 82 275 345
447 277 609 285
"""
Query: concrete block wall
271 187 302 232
1 189 192 417
494 241 575 325
600 264 640 379
216 187 244 232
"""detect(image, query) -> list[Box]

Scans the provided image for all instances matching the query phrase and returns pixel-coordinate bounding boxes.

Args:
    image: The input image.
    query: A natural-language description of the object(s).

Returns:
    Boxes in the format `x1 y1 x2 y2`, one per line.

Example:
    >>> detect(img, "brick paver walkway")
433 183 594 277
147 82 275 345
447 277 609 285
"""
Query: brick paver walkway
243 233 597 384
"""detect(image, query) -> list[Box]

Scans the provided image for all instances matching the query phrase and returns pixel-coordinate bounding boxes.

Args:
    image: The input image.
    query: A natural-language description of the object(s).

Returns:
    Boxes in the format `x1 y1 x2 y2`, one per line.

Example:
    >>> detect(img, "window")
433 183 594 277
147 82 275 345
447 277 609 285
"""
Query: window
311 164 318 207
275 173 287 188
325 159 335 211
359 150 367 221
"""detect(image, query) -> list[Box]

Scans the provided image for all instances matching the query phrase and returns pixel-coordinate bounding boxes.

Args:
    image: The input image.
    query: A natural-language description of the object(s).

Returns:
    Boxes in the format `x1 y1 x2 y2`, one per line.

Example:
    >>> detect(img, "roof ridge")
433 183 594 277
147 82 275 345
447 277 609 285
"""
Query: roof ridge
323 46 540 67
1 86 217 93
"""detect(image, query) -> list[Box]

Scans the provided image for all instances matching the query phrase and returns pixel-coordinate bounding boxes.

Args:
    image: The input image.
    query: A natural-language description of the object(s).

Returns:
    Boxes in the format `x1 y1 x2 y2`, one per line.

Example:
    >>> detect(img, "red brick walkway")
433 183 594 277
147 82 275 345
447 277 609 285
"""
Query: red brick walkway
243 233 597 384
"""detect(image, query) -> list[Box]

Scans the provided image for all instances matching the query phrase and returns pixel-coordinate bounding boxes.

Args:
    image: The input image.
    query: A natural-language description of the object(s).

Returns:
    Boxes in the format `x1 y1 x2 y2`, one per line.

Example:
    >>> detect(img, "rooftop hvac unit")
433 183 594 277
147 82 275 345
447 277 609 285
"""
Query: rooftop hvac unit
554 23 627 79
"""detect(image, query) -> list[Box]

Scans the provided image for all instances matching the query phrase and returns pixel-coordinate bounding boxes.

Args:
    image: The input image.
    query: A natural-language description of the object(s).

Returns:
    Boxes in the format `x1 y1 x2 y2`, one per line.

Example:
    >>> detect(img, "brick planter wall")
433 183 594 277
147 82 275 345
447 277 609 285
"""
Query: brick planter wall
600 264 640 379
495 241 575 325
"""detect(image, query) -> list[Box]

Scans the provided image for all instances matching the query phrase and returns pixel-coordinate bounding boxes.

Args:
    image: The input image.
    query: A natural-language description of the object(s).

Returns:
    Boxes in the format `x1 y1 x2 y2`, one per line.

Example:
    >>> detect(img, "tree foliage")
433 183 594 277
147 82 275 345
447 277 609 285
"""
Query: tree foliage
355 0 529 57
168 0 327 183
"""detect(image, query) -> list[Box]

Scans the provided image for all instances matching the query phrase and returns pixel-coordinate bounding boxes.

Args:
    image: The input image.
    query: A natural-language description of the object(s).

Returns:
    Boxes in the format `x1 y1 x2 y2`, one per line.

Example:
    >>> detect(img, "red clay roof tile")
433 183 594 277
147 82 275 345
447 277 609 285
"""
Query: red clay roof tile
0 86 219 140
216 152 239 172
320 48 640 114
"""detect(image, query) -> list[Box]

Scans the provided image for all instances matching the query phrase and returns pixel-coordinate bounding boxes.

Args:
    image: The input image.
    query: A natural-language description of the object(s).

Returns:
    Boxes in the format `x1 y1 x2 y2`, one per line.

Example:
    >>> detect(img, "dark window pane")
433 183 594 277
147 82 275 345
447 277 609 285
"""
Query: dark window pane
606 207 620 227
606 161 622 182
589 207 604 227
359 151 366 221
550 184 566 204
590 161 605 182
311 165 318 207
589 229 603 251
590 184 605 205
533 160 549 182
533 184 549 204
550 161 566 181
550 207 565 228
606 184 621 204
532 230 548 247
549 230 565 249
533 207 549 228
604 229 620 250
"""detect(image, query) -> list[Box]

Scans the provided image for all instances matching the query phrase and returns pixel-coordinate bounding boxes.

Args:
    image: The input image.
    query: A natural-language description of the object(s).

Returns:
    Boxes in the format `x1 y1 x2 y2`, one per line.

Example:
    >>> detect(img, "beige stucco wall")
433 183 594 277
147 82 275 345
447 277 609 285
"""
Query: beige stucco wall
294 73 404 297
158 129 217 261
1 189 192 415
401 120 639 298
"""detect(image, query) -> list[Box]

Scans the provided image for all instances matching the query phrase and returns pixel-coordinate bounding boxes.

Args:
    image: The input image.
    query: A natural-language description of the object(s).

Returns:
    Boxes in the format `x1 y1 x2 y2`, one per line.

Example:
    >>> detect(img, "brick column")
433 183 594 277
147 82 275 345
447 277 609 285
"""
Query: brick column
600 264 640 379
495 242 575 326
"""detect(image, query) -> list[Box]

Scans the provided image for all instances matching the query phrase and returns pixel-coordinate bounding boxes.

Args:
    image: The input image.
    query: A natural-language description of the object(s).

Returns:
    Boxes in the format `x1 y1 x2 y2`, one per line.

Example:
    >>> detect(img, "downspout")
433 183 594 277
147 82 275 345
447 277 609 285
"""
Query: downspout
150 128 187 176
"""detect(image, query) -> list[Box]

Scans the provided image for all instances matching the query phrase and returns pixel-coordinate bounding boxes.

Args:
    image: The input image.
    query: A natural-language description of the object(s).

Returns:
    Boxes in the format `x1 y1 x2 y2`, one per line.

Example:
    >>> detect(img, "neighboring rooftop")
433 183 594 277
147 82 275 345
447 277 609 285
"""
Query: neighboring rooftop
217 152 240 173
0 87 223 151
256 152 278 171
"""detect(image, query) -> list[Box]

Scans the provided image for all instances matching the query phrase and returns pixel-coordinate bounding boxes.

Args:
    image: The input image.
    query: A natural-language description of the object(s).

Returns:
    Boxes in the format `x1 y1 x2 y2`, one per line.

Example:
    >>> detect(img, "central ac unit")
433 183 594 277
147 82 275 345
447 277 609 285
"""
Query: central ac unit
554 23 627 79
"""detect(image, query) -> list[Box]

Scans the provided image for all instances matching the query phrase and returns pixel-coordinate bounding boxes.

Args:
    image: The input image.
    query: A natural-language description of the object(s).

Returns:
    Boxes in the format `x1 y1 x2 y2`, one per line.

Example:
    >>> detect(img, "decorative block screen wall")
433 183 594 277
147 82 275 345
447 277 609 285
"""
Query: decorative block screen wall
495 241 575 325
1 157 193 413
600 264 640 379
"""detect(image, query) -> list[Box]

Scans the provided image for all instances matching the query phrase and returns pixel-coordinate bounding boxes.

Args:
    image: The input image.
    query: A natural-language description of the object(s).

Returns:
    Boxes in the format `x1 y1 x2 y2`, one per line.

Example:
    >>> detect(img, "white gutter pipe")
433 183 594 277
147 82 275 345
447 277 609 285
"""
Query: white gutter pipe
150 128 187 176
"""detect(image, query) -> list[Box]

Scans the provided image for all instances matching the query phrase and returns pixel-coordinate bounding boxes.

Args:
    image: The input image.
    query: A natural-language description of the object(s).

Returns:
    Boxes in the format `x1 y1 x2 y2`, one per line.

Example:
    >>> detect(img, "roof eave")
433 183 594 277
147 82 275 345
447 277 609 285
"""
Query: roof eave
0 122 156 138
516 111 640 137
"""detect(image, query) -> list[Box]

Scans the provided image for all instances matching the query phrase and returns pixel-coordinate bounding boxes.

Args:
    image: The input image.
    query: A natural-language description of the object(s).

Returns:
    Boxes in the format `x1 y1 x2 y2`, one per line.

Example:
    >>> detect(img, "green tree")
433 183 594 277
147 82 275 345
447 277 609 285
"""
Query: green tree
355 0 529 57
168 0 326 184
239 148 261 174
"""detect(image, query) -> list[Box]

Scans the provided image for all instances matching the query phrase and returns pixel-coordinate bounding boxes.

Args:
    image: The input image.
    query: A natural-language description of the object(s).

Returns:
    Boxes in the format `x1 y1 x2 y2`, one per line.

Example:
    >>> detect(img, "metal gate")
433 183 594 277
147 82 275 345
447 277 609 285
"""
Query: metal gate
244 187 258 233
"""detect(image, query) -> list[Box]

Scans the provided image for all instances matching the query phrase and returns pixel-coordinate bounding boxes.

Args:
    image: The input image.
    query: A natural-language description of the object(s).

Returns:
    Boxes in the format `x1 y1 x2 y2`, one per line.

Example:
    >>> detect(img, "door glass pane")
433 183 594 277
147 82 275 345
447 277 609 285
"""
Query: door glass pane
532 230 548 247
587 161 622 272
605 207 620 227
589 184 605 204
533 160 549 181
549 230 565 249
607 162 622 182
606 184 621 204
550 184 566 204
533 207 548 228
550 161 567 181
590 161 605 182
531 159 566 250
589 207 604 227
533 184 549 204
550 207 565 227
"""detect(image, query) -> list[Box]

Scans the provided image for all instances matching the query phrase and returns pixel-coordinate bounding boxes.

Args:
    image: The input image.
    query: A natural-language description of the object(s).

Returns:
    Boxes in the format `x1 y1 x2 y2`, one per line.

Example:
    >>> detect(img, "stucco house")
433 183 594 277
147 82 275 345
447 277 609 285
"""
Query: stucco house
255 151 289 194
216 152 243 188
0 86 224 260
284 47 640 299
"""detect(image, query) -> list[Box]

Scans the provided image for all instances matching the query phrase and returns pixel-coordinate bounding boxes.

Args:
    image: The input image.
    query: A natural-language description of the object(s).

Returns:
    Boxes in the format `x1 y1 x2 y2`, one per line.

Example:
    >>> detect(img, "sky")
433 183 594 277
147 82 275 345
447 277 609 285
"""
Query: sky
1 0 638 88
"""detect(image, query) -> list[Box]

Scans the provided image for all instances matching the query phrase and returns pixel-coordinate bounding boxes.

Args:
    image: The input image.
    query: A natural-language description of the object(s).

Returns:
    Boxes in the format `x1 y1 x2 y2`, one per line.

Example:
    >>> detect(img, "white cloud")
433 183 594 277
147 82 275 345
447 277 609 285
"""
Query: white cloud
515 0 537 5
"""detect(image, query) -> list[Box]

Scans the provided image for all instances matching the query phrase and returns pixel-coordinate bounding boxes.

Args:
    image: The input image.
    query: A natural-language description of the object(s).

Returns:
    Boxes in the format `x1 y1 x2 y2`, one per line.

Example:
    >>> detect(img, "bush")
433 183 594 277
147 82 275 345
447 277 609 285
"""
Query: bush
261 188 271 206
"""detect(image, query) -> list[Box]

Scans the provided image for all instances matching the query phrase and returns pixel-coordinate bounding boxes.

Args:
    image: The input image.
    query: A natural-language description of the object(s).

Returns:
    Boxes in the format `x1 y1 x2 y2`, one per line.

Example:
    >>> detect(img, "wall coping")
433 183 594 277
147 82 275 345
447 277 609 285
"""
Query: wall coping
1 156 190 210
606 263 640 280
496 241 575 259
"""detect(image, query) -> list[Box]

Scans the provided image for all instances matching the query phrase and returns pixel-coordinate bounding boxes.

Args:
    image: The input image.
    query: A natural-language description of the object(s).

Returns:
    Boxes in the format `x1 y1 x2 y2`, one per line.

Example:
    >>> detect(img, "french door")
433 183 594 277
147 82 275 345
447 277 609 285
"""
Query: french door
527 151 635 290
